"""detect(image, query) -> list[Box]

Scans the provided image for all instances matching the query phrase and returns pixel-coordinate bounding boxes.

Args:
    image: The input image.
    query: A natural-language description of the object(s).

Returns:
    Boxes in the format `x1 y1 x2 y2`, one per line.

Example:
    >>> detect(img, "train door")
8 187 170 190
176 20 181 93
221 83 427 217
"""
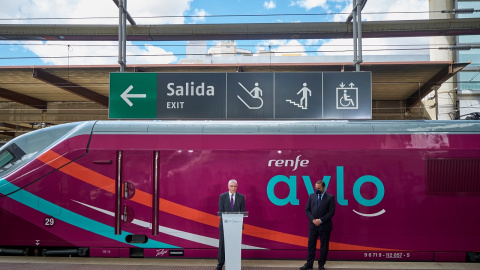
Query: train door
115 151 157 237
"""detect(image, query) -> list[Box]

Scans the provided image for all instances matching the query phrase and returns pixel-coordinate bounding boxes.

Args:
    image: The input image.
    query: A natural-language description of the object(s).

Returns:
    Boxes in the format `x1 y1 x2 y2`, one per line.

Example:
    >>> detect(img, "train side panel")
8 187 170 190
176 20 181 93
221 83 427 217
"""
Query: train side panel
0 131 479 261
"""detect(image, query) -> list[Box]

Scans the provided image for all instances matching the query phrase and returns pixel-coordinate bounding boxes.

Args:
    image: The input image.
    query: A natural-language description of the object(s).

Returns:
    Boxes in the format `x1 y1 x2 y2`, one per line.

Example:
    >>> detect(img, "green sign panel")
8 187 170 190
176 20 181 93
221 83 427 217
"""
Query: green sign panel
109 73 157 119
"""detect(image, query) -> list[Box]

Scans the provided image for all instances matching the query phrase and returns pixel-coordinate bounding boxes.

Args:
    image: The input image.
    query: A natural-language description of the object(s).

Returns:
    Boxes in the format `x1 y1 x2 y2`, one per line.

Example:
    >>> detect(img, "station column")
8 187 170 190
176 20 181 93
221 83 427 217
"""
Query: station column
429 0 457 120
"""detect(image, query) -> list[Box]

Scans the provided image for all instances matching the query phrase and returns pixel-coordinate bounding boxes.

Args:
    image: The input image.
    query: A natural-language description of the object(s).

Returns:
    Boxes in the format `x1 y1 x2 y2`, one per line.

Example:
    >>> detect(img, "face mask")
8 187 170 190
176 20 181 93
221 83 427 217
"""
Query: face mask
315 189 322 195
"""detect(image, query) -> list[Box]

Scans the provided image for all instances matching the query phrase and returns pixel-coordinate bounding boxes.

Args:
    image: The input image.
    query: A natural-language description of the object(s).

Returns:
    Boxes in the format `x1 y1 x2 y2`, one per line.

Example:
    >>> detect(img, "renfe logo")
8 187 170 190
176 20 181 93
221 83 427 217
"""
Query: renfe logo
268 155 309 171
267 166 386 217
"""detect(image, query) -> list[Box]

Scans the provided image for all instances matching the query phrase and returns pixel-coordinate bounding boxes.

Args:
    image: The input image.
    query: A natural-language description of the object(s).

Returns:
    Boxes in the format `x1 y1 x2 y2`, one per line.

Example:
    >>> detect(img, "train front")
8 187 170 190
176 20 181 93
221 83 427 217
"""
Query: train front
0 121 95 255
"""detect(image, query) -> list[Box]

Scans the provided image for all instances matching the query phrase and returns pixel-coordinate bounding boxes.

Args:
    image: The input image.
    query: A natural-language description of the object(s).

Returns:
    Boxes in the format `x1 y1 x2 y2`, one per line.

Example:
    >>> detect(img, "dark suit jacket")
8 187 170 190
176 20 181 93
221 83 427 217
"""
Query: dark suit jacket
218 191 245 229
305 192 335 232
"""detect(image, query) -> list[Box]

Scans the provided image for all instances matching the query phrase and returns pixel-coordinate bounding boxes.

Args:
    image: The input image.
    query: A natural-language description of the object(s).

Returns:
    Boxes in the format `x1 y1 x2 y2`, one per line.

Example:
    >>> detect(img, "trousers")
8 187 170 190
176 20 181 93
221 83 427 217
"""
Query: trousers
306 228 331 267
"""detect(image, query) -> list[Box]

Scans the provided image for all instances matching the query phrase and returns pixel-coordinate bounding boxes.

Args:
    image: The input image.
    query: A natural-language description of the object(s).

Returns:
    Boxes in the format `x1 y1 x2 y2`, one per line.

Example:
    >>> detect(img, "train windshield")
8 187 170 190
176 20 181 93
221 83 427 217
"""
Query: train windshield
0 122 87 176
0 149 15 168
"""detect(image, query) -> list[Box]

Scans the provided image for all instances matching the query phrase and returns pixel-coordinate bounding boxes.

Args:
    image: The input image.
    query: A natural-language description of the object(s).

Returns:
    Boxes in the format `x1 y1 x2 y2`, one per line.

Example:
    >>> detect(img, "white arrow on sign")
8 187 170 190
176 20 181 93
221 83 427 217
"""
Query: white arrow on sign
121 85 146 107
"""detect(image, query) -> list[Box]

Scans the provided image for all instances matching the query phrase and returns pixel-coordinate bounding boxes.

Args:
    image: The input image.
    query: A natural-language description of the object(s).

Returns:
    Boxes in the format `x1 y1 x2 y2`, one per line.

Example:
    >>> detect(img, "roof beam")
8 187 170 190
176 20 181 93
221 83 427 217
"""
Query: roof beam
0 18 479 41
0 131 16 137
0 87 48 111
405 63 466 109
32 68 108 107
0 122 35 131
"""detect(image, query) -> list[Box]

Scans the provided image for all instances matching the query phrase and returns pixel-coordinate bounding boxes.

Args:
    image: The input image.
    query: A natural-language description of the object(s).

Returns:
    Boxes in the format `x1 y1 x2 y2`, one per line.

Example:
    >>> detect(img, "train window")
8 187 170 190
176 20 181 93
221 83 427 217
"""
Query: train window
0 149 14 169
0 143 27 173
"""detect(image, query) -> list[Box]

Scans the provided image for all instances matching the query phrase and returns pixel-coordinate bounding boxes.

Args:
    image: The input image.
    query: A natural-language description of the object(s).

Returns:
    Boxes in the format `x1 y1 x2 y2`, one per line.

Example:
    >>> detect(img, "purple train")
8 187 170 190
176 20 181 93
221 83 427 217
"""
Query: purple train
0 120 479 262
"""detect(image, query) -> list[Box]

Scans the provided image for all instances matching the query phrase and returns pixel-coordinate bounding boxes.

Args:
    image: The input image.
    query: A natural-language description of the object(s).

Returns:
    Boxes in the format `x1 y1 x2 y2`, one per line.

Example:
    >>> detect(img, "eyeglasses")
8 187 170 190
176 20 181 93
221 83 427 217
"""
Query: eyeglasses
229 185 238 188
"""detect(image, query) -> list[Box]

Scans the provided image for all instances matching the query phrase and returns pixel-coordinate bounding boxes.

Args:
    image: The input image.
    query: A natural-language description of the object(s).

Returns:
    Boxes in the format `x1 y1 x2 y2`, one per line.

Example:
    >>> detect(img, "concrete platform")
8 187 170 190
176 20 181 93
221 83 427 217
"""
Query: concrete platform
0 257 478 270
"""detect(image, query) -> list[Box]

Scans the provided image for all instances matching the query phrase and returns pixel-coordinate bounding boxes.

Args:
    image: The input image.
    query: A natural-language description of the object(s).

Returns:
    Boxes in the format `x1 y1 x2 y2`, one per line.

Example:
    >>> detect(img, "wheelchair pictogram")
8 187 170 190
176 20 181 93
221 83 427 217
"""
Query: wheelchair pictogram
336 82 358 109
340 90 355 107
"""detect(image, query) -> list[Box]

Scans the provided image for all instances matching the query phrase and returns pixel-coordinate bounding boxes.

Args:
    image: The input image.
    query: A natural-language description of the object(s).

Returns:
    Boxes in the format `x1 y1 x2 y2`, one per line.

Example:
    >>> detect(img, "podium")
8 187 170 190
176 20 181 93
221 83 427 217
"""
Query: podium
218 212 248 270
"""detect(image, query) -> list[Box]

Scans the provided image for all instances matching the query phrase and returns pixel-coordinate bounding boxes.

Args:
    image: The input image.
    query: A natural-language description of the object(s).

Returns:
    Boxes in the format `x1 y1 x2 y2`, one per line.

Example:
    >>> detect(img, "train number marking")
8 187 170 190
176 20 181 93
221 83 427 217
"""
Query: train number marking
44 216 55 228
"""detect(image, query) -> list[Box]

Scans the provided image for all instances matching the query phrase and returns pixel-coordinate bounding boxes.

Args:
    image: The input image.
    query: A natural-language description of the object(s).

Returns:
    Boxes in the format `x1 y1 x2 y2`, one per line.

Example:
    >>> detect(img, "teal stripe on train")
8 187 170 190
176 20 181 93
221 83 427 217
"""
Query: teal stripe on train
0 179 179 249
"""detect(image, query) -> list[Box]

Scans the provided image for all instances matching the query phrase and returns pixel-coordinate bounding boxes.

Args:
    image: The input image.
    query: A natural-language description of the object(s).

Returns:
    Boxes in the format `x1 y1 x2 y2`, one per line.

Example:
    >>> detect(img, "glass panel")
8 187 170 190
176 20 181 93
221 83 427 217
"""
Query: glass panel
458 51 480 64
457 1 480 19
458 71 480 91
459 35 480 43
457 1 480 43
0 150 14 169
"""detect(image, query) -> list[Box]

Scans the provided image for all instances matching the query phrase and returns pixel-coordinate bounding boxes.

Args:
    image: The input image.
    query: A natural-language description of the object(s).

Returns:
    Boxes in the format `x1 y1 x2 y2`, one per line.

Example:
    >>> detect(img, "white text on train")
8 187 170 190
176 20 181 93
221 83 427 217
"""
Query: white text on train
268 155 309 171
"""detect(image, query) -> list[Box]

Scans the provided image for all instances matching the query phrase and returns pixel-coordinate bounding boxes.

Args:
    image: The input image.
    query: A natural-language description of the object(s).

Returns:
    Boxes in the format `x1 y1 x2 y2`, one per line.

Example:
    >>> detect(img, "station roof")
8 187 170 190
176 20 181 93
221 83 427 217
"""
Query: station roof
1 18 479 41
0 61 468 138
0 16 477 138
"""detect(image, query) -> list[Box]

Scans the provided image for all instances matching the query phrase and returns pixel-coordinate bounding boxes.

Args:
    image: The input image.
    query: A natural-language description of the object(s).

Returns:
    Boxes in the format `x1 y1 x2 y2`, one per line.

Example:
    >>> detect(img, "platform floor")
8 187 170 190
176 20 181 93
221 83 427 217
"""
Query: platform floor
0 257 479 270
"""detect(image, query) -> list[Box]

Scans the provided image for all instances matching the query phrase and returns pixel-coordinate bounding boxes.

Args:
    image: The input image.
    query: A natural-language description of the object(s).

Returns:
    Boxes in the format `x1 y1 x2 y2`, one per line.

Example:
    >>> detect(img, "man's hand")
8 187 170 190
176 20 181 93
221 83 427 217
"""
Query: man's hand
313 219 322 226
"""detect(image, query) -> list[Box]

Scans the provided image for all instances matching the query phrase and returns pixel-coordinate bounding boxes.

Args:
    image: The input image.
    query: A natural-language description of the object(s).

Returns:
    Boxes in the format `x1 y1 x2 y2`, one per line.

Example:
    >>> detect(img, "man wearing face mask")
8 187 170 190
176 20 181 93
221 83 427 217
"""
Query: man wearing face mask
300 180 336 270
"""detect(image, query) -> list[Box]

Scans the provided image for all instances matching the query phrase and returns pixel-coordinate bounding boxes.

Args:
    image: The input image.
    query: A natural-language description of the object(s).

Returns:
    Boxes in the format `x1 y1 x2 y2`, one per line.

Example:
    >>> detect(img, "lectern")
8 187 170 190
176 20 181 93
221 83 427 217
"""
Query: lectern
218 212 248 270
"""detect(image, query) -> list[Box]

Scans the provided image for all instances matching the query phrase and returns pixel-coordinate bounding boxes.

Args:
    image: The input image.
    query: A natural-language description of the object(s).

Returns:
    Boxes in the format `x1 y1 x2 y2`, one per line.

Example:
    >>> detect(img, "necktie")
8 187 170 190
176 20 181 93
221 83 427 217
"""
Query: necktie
317 194 321 207
230 194 234 210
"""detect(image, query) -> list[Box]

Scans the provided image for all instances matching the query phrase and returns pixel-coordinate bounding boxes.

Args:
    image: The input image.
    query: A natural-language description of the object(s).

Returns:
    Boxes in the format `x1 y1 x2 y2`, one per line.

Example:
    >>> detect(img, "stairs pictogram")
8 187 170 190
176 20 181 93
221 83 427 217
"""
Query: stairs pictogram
286 99 307 109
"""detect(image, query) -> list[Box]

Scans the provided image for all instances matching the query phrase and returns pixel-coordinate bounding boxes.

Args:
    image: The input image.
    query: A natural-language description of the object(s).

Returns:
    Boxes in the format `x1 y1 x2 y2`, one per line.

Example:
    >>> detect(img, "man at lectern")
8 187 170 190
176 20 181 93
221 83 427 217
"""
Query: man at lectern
216 179 245 270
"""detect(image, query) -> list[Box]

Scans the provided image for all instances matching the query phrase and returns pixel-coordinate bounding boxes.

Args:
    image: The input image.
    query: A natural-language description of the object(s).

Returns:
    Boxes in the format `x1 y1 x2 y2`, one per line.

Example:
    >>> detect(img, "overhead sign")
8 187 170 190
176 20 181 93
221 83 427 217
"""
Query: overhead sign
109 72 371 119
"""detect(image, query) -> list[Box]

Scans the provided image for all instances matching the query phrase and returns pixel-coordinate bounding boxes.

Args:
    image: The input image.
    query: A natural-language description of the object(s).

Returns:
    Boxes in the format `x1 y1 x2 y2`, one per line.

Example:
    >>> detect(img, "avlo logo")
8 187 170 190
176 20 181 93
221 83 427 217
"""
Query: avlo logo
266 165 386 217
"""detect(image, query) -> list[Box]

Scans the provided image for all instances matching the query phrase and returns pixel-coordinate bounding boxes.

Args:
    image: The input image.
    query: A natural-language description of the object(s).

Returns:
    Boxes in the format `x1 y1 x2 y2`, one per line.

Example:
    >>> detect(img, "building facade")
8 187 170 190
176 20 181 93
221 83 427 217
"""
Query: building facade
455 0 480 119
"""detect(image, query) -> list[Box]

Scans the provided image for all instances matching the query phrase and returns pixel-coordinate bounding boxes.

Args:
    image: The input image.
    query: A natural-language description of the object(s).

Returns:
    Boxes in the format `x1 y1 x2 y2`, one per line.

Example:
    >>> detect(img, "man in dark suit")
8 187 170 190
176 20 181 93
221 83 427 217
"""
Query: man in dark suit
216 179 245 270
300 180 335 270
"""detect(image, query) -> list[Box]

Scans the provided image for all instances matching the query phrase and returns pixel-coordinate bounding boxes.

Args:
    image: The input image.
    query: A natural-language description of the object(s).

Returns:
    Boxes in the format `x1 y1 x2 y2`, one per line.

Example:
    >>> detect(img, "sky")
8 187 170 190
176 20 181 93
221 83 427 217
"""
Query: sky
0 0 433 66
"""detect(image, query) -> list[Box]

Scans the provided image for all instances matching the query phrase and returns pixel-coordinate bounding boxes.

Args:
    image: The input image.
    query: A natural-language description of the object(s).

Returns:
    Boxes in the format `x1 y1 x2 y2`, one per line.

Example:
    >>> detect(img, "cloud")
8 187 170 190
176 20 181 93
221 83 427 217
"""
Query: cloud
317 37 430 56
306 39 320 46
323 0 430 56
191 9 208 23
128 0 194 25
290 0 327 11
20 41 176 65
332 0 428 22
275 40 307 56
129 44 177 64
1 0 433 65
255 40 307 56
264 1 276 10
255 39 287 53
0 0 190 65
1 0 118 24
0 0 194 25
